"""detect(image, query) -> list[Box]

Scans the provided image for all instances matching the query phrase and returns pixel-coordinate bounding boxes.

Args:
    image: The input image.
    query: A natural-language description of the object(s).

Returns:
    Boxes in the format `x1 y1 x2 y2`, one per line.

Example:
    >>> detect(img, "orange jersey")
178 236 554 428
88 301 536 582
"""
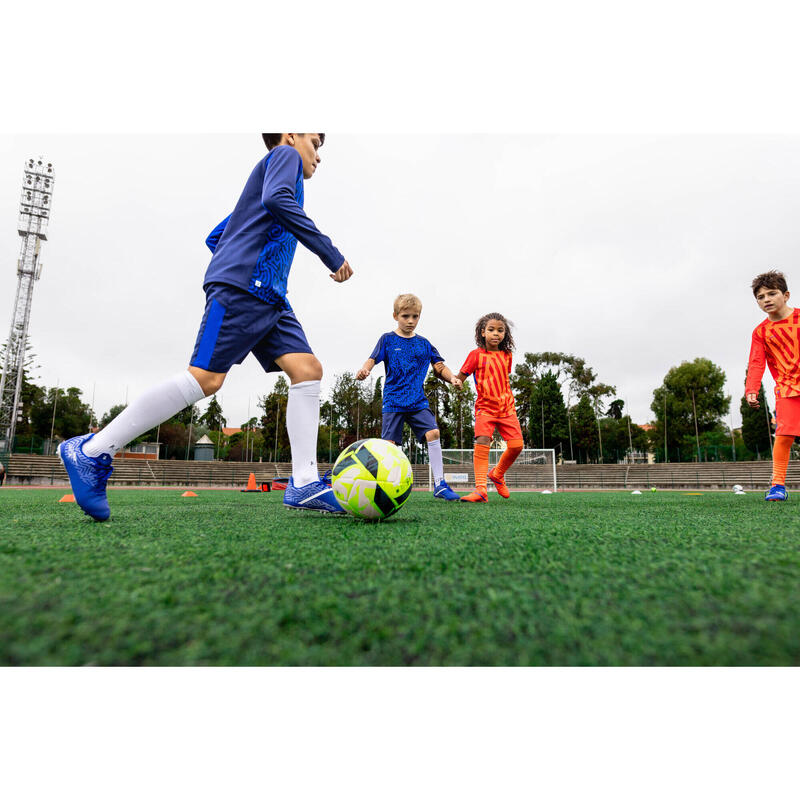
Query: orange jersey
460 348 516 416
745 307 800 399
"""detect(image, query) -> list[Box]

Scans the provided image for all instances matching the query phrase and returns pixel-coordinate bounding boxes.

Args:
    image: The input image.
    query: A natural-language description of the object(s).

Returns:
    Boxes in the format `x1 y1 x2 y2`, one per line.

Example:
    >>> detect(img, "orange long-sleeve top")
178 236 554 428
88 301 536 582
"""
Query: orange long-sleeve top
745 307 800 399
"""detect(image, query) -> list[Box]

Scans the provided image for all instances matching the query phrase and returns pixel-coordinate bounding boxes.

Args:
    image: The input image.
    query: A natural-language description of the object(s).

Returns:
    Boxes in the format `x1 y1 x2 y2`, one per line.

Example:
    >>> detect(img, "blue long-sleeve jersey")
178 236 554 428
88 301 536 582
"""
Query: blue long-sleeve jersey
203 146 345 307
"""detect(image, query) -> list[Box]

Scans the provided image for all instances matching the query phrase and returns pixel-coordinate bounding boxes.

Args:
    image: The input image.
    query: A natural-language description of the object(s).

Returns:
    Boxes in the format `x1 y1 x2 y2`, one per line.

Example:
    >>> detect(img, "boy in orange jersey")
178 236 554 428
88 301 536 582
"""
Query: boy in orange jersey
745 270 800 501
455 313 524 502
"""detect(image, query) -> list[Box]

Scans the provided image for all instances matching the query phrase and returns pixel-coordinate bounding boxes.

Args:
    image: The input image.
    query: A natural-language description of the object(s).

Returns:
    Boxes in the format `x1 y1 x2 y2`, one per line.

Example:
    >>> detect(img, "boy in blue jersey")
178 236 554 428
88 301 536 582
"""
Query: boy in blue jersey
59 133 352 519
356 294 462 501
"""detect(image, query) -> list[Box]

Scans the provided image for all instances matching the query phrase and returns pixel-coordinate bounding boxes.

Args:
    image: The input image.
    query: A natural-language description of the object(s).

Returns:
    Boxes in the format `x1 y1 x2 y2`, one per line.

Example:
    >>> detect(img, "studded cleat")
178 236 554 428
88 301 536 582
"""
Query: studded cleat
57 433 114 521
765 484 788 501
461 488 488 503
433 479 460 501
487 468 510 499
283 477 345 514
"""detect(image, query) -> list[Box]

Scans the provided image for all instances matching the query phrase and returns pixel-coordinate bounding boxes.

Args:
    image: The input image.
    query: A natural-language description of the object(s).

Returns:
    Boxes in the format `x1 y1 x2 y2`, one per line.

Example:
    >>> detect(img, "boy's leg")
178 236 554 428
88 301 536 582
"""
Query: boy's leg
274 351 343 513
253 309 342 512
59 369 210 521
766 397 799 500
422 427 460 501
276 352 323 487
766 435 793 500
83 369 213 458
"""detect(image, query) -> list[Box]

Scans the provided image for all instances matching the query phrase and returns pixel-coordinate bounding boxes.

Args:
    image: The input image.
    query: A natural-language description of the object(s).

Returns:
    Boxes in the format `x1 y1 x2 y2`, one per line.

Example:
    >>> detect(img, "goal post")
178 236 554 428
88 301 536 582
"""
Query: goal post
429 448 557 492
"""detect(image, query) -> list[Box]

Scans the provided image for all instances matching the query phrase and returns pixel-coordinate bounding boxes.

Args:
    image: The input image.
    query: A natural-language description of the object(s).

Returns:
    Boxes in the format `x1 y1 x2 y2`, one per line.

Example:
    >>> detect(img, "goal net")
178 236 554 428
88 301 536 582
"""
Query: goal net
429 448 557 492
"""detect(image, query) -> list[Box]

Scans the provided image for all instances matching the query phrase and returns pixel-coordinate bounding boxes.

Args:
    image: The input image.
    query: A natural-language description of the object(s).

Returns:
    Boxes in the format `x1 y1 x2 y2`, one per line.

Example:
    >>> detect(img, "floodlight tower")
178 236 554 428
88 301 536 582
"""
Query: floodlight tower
0 157 55 454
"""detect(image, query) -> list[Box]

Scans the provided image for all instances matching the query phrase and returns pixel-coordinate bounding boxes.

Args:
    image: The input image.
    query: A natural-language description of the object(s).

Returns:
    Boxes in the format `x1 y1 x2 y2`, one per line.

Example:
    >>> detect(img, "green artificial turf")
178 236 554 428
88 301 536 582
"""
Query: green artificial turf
1 488 800 665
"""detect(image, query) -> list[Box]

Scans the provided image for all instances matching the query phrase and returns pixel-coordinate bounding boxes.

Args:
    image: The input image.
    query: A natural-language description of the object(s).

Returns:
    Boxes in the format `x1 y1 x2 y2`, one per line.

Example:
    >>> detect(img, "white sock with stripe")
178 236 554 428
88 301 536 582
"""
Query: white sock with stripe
83 371 205 458
287 379 321 487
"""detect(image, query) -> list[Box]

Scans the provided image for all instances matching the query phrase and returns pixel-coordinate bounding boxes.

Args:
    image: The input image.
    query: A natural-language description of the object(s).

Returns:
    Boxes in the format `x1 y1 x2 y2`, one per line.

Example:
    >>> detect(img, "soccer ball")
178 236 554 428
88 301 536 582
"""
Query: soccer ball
732 484 743 493
331 438 413 520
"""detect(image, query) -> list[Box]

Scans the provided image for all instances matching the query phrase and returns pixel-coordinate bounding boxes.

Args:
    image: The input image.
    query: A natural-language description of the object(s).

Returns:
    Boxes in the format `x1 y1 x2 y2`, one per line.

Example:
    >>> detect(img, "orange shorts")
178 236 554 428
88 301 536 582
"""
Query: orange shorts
775 395 800 436
474 412 523 441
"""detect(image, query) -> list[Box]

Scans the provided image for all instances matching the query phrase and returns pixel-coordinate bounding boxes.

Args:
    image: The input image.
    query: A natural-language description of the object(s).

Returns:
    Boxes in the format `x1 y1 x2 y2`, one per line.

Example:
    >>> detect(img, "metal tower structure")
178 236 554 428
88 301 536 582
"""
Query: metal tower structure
0 157 55 454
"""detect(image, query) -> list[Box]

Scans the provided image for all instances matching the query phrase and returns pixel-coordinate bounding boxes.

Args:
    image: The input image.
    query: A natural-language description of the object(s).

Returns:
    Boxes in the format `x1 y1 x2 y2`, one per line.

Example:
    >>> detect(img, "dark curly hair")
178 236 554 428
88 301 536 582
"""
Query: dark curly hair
262 133 326 150
474 313 515 352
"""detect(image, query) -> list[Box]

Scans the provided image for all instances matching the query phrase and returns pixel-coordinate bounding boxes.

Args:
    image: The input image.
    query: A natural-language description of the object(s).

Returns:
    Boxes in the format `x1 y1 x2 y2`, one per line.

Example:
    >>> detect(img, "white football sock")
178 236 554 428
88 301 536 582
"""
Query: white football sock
287 379 321 487
83 371 205 458
428 437 444 485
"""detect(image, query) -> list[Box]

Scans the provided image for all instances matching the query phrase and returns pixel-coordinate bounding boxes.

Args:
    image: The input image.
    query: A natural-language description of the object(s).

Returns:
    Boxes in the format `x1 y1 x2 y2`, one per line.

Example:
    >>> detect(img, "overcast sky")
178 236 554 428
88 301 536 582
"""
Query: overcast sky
1 134 798 431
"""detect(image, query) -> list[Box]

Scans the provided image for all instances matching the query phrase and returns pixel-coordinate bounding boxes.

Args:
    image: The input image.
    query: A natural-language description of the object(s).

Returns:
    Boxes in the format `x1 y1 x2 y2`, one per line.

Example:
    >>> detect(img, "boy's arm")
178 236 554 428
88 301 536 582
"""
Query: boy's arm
433 362 462 387
745 326 767 407
356 358 376 381
261 147 349 277
205 215 231 253
357 336 385 380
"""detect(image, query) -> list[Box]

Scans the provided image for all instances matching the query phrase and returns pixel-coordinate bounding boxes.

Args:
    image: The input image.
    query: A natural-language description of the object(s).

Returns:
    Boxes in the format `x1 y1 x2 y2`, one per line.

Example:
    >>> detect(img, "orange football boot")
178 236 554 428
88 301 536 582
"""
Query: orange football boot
487 468 510 499
461 488 488 503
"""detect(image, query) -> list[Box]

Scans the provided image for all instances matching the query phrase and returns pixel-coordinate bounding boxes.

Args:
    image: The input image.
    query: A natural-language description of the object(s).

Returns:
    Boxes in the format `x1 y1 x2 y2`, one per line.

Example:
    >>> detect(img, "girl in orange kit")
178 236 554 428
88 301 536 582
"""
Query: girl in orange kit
456 313 524 502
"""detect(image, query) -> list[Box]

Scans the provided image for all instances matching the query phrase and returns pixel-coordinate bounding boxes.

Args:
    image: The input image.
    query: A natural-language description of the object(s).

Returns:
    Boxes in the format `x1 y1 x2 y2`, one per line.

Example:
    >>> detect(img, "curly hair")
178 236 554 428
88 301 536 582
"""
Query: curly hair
474 313 515 352
751 269 788 296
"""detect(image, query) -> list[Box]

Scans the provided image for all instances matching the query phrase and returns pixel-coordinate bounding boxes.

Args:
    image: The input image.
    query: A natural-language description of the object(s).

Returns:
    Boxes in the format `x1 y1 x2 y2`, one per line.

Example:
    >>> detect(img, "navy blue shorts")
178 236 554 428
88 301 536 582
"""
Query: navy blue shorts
190 283 313 373
382 407 438 443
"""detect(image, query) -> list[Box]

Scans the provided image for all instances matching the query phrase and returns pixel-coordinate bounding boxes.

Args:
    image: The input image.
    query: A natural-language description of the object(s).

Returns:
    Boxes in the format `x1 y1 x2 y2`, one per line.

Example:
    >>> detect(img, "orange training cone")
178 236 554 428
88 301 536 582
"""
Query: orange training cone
181 491 198 497
59 494 75 503
240 473 260 492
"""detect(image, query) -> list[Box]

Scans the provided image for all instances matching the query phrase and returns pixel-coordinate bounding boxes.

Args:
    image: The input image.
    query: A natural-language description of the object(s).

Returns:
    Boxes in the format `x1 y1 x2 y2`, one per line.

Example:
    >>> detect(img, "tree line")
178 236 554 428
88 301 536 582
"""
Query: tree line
2 345 776 463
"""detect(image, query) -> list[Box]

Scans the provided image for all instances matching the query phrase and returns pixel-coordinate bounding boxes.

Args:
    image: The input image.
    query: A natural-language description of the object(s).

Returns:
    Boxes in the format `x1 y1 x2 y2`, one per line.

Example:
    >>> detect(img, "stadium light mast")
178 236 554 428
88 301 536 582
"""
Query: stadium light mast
0 157 55 454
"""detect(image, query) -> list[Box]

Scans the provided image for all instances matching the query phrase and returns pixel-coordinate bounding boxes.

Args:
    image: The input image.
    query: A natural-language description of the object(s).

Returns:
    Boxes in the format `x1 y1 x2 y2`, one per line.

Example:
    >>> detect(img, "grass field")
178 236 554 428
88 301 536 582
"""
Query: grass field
2 488 800 666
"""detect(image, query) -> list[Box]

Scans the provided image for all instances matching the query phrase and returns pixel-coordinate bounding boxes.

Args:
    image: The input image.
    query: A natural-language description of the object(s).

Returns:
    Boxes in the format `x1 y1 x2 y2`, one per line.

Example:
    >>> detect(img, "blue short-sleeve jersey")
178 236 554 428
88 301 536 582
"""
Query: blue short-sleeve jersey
370 332 444 413
203 146 344 308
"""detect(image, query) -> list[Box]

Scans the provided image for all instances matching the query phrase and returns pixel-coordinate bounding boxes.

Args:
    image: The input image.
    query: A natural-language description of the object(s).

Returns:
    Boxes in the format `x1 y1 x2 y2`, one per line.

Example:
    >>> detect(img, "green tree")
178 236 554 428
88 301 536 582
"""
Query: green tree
330 372 363 445
529 371 568 450
199 394 226 431
448 381 476 450
740 382 772 459
30 386 93 440
598 401 650 462
259 376 290 462
650 358 730 462
100 403 127 428
571 392 599 462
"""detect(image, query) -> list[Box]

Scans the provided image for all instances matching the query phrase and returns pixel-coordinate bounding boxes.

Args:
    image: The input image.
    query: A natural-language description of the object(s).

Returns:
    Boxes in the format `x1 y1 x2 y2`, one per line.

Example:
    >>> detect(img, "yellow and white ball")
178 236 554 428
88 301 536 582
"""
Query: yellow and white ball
331 438 413 520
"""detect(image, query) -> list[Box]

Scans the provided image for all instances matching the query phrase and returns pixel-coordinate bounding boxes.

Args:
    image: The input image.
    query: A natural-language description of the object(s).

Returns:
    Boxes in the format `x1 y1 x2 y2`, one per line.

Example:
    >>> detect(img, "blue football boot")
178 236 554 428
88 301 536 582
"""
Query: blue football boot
320 469 332 487
58 433 114 521
433 479 460 501
765 484 788 501
283 477 345 514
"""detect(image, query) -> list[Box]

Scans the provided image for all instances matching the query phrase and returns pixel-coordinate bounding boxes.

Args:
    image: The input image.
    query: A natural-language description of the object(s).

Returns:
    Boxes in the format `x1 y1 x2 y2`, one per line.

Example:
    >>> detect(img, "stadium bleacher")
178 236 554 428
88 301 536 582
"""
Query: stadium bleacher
3 453 790 490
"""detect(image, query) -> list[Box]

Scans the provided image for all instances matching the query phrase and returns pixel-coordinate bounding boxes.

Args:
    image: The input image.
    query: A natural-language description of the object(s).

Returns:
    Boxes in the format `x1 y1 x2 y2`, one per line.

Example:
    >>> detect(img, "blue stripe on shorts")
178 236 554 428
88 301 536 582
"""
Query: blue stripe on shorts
194 299 226 370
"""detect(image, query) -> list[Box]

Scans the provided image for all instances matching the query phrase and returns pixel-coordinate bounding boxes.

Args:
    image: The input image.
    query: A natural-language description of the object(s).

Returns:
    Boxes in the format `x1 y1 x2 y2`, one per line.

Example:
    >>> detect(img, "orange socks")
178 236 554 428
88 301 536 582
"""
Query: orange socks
494 439 524 477
772 435 793 486
473 442 490 491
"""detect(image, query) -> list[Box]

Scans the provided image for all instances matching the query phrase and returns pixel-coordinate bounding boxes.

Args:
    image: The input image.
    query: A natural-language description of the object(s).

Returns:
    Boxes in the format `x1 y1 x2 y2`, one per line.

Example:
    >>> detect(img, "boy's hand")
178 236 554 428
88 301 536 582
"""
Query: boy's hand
450 376 463 388
746 392 760 409
331 260 353 283
356 368 369 381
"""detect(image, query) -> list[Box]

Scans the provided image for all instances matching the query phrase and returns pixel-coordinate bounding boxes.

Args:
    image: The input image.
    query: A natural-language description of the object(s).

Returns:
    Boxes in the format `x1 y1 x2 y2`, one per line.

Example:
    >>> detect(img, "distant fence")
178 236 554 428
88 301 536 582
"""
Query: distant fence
2 454 786 490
